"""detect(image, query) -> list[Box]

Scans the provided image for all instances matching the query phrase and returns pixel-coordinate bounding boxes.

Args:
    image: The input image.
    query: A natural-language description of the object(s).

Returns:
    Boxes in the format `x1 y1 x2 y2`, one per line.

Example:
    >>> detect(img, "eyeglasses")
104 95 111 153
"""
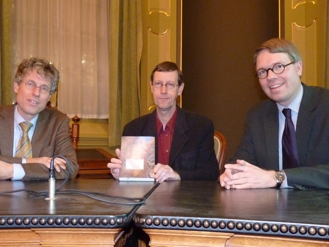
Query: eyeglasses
152 82 179 90
256 62 295 79
23 80 51 94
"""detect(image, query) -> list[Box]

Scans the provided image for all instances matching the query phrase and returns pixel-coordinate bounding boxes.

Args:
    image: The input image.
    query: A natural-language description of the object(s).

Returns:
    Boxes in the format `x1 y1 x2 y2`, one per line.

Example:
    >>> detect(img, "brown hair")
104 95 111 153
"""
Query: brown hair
14 57 60 94
254 38 302 64
150 61 184 86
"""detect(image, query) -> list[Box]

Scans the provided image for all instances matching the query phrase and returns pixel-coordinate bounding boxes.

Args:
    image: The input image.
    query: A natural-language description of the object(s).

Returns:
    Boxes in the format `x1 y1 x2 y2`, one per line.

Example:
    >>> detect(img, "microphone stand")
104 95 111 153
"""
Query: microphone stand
46 157 56 200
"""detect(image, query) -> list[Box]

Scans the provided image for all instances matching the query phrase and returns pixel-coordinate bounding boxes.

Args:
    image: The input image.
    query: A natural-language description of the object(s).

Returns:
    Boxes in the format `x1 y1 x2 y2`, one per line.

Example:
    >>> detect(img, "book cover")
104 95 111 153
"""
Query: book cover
119 136 155 181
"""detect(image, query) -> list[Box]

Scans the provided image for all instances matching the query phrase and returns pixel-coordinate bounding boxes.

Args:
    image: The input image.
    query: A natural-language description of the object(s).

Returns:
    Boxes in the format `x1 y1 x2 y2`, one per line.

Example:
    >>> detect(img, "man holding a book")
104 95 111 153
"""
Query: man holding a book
108 61 219 183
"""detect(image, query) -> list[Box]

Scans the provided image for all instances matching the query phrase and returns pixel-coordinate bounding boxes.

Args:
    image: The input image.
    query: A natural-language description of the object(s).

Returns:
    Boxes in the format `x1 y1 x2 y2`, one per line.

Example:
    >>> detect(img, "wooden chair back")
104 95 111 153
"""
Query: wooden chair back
214 131 227 176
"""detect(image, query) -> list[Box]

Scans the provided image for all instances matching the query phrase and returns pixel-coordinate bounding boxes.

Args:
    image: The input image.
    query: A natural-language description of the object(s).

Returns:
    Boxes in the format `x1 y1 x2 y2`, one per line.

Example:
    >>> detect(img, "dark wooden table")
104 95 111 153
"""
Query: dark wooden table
135 181 329 247
0 179 157 246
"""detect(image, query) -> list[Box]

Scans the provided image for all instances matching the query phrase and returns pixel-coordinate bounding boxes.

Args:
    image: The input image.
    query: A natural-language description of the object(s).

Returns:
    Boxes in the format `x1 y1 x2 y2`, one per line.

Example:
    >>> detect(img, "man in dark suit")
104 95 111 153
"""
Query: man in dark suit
220 38 329 190
0 57 78 181
108 61 219 182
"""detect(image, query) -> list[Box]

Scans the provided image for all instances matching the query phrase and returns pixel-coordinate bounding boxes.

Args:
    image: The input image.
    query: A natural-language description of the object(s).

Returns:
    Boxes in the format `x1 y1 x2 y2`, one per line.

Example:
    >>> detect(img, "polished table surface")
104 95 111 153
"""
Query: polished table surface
135 181 329 240
0 179 157 229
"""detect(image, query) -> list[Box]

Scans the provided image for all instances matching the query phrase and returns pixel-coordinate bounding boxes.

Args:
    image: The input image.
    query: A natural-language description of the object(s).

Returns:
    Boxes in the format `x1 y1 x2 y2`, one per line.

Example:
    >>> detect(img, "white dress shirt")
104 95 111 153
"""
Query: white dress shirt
12 106 38 180
276 85 303 187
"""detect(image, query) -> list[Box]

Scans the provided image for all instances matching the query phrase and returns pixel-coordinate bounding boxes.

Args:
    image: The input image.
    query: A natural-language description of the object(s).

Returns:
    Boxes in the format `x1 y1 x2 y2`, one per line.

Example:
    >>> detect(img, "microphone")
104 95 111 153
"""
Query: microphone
46 157 56 200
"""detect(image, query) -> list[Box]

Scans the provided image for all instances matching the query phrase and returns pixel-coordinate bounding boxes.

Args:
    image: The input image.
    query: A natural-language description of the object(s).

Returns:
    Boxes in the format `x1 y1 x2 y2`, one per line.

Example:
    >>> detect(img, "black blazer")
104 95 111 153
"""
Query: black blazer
122 107 219 181
230 84 329 189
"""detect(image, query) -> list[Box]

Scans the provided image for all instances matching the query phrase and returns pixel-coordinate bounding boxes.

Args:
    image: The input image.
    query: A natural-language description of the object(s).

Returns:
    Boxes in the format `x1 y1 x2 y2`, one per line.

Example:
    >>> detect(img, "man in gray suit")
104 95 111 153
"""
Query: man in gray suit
220 38 329 190
0 57 78 181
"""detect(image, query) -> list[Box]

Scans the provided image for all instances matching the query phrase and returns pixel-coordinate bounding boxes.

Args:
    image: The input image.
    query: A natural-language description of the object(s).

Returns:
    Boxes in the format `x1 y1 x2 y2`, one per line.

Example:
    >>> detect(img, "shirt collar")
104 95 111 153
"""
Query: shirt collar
277 84 303 114
14 105 39 127
156 108 178 134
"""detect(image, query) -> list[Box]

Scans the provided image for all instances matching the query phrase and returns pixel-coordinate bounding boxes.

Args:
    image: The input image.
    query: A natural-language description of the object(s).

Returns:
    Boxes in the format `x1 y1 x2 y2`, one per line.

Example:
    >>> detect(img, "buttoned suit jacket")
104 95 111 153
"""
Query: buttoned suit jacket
230 84 329 189
122 107 219 181
0 105 79 181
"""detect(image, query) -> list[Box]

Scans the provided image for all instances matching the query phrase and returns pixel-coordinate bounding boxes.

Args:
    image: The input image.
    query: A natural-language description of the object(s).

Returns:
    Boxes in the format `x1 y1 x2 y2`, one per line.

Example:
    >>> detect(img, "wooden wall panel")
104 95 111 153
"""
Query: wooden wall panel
280 0 328 87
140 0 182 115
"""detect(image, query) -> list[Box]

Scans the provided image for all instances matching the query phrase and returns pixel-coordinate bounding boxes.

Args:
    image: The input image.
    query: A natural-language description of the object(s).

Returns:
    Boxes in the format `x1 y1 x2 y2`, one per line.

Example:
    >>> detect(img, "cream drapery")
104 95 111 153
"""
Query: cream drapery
0 0 13 105
108 0 143 146
1 0 142 147
11 0 109 118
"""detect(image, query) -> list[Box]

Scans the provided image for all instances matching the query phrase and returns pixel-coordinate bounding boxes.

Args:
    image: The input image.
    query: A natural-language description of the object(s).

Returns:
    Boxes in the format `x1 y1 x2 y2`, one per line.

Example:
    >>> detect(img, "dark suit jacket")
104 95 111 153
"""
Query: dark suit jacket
0 105 79 181
230 84 329 189
122 107 219 181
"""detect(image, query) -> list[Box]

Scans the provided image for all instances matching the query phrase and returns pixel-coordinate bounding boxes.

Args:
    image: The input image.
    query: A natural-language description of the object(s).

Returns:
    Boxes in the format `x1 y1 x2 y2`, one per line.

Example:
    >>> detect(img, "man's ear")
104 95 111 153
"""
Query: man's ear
178 83 184 95
13 82 20 93
296 61 303 77
150 81 154 93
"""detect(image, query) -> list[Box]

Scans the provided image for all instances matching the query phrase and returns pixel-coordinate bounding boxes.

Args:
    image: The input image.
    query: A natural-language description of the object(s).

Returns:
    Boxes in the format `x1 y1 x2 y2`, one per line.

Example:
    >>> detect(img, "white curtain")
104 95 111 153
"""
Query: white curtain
12 0 109 119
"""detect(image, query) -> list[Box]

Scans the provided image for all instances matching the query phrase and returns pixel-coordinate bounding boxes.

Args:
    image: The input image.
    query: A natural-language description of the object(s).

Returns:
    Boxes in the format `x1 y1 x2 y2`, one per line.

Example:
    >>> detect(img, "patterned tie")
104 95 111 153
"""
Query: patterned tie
282 108 299 169
15 121 33 158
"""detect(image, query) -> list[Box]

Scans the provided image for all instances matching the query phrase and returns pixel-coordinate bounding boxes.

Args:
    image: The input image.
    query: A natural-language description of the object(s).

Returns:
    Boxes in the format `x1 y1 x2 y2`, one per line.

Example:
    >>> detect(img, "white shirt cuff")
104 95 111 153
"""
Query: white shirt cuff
280 170 291 188
12 163 25 180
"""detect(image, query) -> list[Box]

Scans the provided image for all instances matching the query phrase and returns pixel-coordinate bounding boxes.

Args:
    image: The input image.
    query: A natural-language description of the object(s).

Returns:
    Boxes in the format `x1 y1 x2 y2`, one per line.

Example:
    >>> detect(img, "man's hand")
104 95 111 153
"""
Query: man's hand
26 157 67 172
107 148 122 179
219 159 276 189
106 149 181 182
0 160 14 180
152 163 180 183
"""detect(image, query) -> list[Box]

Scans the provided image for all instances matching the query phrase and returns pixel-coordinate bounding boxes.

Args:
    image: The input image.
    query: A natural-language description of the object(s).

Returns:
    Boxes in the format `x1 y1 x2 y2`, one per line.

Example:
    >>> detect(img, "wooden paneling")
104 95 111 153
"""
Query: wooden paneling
140 0 182 115
0 228 122 246
142 229 329 247
144 229 231 247
280 0 328 87
227 234 329 247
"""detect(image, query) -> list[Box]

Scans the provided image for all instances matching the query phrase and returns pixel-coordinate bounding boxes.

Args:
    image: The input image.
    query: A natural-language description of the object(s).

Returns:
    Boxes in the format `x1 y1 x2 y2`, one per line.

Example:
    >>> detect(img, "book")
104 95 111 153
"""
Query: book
119 136 155 182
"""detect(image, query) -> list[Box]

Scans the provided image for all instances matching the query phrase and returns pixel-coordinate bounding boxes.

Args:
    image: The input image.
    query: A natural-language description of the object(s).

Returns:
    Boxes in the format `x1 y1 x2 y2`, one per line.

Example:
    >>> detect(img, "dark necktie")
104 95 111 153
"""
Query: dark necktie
282 108 299 168
15 121 33 158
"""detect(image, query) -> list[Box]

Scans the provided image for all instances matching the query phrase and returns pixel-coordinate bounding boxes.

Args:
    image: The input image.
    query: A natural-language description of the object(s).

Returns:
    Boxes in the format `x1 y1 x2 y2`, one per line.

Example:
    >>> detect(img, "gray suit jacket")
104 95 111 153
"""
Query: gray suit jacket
230 84 329 189
122 107 219 181
0 105 79 181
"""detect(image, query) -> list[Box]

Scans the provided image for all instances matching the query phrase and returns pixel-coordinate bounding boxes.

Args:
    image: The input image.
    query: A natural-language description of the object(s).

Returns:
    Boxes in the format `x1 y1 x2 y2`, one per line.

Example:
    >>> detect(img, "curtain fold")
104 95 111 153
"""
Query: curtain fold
0 0 13 105
11 0 109 118
1 0 142 146
108 0 143 147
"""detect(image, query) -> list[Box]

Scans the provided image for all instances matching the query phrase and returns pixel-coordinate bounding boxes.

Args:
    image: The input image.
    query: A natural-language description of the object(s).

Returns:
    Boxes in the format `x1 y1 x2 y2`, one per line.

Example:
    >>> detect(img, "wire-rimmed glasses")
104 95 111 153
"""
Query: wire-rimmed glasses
23 80 51 94
152 82 179 90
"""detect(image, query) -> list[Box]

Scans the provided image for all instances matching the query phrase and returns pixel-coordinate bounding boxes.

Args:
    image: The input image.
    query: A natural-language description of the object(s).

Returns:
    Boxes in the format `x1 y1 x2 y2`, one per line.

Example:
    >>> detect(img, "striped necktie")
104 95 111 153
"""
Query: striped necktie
15 121 33 158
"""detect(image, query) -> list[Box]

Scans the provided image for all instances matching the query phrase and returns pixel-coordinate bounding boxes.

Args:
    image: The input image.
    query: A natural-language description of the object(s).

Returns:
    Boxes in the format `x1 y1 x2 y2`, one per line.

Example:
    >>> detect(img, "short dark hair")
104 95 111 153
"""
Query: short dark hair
14 57 60 94
150 61 184 86
254 38 302 64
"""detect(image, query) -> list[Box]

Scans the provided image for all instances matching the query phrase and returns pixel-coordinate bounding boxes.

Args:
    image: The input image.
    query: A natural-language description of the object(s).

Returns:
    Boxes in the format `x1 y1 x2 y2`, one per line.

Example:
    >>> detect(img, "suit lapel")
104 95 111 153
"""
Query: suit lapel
264 102 279 168
141 111 159 162
142 111 157 136
0 106 15 156
31 110 49 156
169 108 188 166
296 85 316 165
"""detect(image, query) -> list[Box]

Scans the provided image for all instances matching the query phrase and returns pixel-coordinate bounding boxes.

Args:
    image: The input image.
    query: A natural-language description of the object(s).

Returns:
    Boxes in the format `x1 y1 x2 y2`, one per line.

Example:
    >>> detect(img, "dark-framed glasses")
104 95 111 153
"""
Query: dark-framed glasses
24 80 51 94
256 62 295 79
152 81 179 90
